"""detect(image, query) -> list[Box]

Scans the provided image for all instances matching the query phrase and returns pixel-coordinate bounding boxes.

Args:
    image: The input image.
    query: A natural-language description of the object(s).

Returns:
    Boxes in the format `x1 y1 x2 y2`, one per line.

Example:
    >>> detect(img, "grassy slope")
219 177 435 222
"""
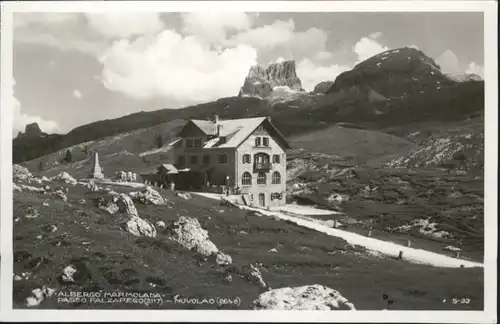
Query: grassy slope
289 125 415 165
13 181 483 310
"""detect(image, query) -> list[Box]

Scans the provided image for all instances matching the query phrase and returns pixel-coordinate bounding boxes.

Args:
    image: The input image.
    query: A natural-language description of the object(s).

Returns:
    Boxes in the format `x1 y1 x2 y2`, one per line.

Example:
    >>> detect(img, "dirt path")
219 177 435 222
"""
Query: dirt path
192 192 483 269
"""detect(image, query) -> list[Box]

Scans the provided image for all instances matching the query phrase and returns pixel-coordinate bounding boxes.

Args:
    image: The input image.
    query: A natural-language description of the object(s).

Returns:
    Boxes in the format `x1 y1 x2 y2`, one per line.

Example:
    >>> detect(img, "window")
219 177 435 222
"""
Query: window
186 139 194 148
194 138 202 147
242 172 252 186
272 154 280 163
257 172 267 185
203 155 210 165
178 155 185 166
242 154 251 164
271 192 283 200
190 155 198 164
218 154 227 164
255 137 261 147
263 137 269 147
257 126 263 131
272 171 281 184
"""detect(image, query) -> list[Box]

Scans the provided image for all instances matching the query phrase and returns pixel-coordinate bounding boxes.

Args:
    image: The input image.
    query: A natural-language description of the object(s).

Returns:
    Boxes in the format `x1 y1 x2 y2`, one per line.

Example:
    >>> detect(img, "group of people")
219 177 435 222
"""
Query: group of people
115 170 137 182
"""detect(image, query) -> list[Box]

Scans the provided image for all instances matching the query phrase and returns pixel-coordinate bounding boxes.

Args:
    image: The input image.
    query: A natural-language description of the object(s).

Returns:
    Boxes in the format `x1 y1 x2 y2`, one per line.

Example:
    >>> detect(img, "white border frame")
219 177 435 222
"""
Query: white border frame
1 1 497 323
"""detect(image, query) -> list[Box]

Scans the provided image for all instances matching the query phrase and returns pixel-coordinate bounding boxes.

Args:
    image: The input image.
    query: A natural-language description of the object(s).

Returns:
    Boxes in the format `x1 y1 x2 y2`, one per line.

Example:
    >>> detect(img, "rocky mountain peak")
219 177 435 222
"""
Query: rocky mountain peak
239 60 304 98
327 47 457 98
16 122 46 139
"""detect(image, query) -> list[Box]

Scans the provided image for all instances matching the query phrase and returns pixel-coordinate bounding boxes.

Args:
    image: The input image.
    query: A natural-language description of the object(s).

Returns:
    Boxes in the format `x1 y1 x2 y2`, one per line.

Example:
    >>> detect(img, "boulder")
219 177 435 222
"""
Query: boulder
13 164 32 181
168 216 219 256
54 189 68 202
247 263 267 288
125 216 157 238
115 193 139 217
251 284 356 310
216 252 232 266
25 206 40 219
26 286 56 307
97 199 119 215
52 172 77 185
61 265 77 283
130 186 168 205
176 192 192 200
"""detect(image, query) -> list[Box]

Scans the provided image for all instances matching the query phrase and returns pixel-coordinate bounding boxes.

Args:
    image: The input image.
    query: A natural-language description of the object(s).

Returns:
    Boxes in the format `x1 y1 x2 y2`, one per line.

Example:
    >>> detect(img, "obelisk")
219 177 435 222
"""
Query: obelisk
89 152 104 179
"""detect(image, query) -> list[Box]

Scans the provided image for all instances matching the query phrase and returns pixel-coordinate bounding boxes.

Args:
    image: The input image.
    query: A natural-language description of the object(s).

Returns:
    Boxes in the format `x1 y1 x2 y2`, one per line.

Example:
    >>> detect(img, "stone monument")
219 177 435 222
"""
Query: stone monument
89 152 104 179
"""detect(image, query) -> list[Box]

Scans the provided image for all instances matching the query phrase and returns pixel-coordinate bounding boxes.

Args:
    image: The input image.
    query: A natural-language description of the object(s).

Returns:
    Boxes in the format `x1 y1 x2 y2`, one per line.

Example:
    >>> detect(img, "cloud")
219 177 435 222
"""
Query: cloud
297 58 350 92
14 13 80 28
315 51 333 61
369 31 383 40
436 49 460 74
72 89 83 99
226 19 295 50
465 61 484 78
98 29 258 103
408 44 419 50
14 31 104 55
353 34 389 62
181 12 255 43
12 79 59 136
85 13 165 39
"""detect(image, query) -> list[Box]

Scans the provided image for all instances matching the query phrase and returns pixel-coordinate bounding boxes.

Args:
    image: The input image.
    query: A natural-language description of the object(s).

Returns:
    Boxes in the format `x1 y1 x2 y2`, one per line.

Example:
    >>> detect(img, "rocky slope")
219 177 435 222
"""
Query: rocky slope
238 60 304 98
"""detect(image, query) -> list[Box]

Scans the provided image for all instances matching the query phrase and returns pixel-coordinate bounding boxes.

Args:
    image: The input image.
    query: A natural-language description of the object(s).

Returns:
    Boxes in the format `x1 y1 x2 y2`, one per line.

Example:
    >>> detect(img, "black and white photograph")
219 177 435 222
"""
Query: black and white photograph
0 1 497 322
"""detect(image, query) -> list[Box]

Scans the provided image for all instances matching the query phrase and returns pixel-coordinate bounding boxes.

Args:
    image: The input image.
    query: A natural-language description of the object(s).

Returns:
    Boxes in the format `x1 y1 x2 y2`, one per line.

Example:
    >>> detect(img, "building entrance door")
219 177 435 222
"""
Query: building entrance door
258 193 265 207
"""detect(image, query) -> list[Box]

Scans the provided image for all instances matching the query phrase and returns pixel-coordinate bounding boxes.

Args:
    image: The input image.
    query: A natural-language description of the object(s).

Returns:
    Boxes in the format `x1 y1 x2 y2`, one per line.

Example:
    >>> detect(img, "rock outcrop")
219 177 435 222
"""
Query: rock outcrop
239 60 304 98
13 164 32 181
52 172 77 185
167 216 231 265
313 81 334 94
251 284 356 310
16 122 46 140
130 186 168 205
445 73 483 82
25 286 56 307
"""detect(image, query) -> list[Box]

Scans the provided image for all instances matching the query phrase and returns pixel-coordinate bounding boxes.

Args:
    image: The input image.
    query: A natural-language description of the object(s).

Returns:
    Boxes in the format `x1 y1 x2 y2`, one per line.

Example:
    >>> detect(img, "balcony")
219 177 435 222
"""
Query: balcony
254 162 272 171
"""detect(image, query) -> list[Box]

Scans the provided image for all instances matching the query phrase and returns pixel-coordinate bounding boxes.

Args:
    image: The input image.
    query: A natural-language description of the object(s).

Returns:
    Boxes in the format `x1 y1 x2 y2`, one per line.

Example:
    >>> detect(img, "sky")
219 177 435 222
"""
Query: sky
12 12 484 135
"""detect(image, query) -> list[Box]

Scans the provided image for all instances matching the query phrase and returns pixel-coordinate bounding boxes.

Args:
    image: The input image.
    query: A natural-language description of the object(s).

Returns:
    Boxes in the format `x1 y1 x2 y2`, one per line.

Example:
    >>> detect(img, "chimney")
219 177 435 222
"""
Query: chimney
266 116 272 122
217 125 222 137
212 114 219 125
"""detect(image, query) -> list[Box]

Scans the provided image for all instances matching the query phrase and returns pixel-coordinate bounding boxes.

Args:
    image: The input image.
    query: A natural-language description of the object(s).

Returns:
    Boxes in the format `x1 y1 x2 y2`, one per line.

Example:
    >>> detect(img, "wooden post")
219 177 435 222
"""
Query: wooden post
333 220 337 228
456 251 460 258
398 251 403 260
407 240 411 247
368 229 372 237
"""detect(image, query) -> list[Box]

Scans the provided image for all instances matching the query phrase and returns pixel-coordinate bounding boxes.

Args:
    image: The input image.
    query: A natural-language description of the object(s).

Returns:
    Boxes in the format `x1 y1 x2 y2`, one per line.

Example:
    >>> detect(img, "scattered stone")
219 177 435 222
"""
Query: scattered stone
13 164 32 181
25 206 40 219
225 273 233 283
41 176 50 182
13 183 23 192
268 248 278 253
176 192 192 200
130 186 168 205
248 263 267 288
26 286 56 307
61 265 77 283
97 198 119 215
155 221 166 229
79 199 87 205
42 202 50 207
443 245 462 252
52 172 77 185
250 284 356 310
44 185 51 191
19 184 46 194
216 252 232 266
54 189 68 202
